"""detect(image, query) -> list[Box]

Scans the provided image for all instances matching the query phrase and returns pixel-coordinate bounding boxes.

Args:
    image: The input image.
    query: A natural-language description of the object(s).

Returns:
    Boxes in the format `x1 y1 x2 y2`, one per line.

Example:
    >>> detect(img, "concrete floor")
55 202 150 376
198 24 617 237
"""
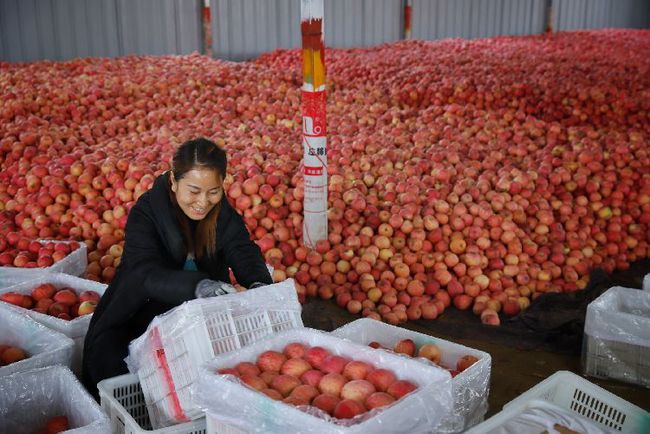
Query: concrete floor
301 298 650 418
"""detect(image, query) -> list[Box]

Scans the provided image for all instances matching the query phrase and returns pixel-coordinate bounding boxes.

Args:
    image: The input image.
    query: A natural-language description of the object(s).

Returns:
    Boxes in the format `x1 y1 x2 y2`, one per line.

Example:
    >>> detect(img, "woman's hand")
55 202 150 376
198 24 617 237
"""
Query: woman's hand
194 279 238 298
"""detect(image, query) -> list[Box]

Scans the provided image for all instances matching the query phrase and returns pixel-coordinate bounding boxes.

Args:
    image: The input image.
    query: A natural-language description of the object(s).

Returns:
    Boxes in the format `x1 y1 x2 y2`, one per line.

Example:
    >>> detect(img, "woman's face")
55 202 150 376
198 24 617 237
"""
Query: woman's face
171 168 223 220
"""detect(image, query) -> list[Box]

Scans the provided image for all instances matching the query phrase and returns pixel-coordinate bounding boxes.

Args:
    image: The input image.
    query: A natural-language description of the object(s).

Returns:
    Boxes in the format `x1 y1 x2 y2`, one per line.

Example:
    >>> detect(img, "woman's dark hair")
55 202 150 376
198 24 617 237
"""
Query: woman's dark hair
169 137 227 259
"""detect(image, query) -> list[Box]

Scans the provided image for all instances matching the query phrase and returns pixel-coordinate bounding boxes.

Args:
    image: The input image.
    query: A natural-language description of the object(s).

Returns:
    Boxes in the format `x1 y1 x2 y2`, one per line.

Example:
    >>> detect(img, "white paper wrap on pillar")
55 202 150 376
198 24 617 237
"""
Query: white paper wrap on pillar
301 0 327 248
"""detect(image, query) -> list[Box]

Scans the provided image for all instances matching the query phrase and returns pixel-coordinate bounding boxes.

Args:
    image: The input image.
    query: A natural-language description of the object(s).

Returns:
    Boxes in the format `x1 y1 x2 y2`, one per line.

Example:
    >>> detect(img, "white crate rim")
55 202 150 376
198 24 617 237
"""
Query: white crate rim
0 302 75 375
98 373 207 434
331 318 492 434
0 365 111 433
195 327 455 434
470 371 650 434
0 272 107 331
0 240 87 285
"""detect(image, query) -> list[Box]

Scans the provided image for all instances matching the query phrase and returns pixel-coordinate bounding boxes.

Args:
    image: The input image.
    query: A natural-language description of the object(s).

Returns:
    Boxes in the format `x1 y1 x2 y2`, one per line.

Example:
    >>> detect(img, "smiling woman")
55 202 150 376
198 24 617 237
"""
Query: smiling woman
81 138 273 400
169 139 228 259
172 169 223 220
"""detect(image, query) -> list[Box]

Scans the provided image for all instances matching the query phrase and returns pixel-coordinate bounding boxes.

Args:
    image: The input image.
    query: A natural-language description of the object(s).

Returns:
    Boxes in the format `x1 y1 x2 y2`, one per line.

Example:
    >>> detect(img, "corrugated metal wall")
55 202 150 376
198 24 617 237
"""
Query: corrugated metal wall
210 0 401 61
0 0 202 62
1 0 648 62
211 0 299 61
411 0 547 40
324 0 402 48
553 0 650 31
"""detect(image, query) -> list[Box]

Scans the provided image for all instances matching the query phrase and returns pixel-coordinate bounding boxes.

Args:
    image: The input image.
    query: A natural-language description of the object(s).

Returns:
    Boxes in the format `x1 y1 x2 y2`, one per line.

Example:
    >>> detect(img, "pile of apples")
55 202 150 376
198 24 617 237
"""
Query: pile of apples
0 284 100 320
0 237 80 268
0 30 649 326
0 344 29 366
370 338 479 378
217 342 419 420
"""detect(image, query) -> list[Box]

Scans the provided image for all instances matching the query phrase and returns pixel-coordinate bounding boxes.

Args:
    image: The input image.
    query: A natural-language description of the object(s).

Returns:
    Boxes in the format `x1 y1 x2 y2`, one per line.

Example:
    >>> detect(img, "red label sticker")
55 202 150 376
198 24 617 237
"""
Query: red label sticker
304 166 323 176
302 90 326 136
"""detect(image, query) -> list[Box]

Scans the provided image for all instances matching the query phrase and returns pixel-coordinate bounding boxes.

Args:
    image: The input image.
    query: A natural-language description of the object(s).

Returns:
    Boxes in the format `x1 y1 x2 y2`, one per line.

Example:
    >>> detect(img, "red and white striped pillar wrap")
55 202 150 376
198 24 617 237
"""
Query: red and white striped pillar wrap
545 0 554 34
202 0 213 57
404 0 413 40
300 0 328 248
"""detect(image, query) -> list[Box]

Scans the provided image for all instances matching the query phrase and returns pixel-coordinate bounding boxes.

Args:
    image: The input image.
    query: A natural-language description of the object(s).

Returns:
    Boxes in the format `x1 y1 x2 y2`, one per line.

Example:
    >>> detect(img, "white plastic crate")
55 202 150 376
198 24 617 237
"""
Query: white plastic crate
0 272 107 374
98 374 206 434
194 327 455 434
583 286 650 387
0 240 87 288
0 302 75 376
205 416 246 434
0 365 111 433
126 279 303 429
466 371 650 434
332 318 491 433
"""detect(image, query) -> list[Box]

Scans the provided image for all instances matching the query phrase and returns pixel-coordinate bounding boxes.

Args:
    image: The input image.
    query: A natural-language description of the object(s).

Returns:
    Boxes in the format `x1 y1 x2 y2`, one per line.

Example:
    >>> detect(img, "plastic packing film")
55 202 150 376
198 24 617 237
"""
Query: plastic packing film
0 272 108 374
0 365 111 434
644 273 650 291
583 286 650 387
0 272 108 339
332 318 491 433
0 240 87 289
125 278 303 429
0 302 75 376
483 400 617 434
193 327 455 434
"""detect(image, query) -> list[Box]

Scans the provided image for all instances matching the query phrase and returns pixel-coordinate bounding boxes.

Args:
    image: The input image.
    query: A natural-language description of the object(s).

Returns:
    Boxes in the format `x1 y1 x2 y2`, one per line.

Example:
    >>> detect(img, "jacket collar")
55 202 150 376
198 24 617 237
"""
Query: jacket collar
149 172 187 265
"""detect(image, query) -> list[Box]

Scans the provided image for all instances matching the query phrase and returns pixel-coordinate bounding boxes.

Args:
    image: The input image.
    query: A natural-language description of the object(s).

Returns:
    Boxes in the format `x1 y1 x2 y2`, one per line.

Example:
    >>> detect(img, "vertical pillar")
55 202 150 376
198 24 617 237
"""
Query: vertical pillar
300 0 328 248
404 0 413 39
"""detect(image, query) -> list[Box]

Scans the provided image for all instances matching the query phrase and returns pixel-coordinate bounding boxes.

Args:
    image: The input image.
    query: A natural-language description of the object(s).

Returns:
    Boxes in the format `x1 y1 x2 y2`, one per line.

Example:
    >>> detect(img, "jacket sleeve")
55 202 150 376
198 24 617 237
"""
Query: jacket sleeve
123 203 209 305
219 205 273 289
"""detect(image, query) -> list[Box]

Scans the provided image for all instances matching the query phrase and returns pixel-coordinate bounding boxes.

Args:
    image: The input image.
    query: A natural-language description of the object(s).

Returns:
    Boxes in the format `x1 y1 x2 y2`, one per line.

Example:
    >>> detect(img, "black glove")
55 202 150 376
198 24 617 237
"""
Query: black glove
195 279 238 298
248 282 267 289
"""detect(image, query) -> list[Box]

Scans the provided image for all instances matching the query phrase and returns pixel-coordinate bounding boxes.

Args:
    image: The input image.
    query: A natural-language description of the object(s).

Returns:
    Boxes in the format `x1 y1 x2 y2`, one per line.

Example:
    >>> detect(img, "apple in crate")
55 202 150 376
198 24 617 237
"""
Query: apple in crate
79 290 101 303
34 415 69 434
393 339 416 357
256 350 286 373
417 343 442 364
341 379 376 402
342 360 373 380
0 292 24 307
0 345 28 366
31 283 57 301
312 393 341 415
456 355 479 372
53 288 78 306
334 399 366 419
365 392 395 409
280 358 312 378
77 300 98 316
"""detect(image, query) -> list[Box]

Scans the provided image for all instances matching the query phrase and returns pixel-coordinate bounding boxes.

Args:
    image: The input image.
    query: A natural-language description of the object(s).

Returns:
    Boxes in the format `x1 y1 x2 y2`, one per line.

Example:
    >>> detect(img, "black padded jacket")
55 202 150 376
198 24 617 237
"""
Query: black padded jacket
81 172 272 398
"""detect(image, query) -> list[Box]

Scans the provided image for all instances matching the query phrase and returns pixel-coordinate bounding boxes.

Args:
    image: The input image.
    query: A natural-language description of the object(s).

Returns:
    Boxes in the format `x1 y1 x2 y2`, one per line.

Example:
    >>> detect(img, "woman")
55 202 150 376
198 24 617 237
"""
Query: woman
82 138 272 398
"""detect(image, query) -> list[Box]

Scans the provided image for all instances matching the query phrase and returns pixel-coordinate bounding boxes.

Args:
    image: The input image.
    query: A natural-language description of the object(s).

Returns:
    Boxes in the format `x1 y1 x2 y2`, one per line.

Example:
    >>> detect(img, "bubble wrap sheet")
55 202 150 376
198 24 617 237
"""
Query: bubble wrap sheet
0 365 111 433
583 286 650 387
0 302 74 376
0 240 87 288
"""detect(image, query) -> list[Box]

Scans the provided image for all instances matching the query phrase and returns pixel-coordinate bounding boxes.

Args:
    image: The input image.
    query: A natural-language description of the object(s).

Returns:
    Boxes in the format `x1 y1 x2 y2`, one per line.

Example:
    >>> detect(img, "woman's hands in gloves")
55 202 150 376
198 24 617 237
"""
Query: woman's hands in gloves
194 280 270 298
195 279 238 298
